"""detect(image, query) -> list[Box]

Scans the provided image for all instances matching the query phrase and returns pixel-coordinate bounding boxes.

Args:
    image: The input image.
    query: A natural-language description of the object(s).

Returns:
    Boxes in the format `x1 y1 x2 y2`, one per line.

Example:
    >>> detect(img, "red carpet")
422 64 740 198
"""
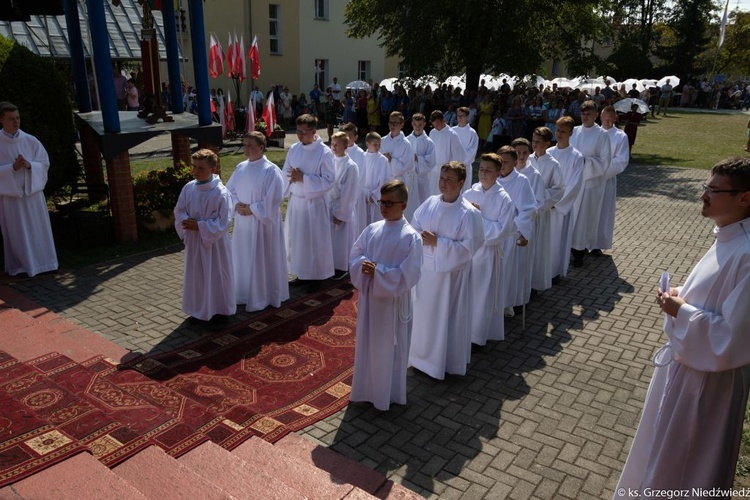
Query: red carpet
0 283 357 487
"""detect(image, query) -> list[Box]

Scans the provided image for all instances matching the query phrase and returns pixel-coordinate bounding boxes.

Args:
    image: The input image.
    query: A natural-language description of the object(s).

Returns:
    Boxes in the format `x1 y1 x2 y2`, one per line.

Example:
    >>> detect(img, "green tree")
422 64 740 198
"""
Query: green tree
344 0 608 91
657 0 715 77
695 10 750 77
0 36 78 196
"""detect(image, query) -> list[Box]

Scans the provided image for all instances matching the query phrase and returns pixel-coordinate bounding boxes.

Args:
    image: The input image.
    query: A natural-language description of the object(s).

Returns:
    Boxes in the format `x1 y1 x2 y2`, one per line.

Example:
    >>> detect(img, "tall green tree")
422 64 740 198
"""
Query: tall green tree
658 0 715 77
695 10 750 77
344 0 608 91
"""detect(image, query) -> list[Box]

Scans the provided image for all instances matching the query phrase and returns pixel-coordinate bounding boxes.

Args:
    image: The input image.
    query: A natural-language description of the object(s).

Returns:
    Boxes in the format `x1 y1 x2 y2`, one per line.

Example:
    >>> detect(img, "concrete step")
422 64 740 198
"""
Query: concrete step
6 451 149 500
179 440 307 500
275 434 424 500
0 287 133 364
233 436 366 500
114 445 234 500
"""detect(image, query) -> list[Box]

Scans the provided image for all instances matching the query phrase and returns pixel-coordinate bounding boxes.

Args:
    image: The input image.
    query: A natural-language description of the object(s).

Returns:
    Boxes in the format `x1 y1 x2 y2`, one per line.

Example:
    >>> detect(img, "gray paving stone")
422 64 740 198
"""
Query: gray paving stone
6 163 723 498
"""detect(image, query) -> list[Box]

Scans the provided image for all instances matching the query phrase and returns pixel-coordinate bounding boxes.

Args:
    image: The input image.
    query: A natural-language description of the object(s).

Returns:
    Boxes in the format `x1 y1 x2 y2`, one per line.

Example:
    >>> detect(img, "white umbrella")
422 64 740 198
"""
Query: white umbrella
640 79 658 88
614 98 648 114
379 77 398 91
480 73 503 90
345 80 371 91
413 74 441 88
622 78 645 92
551 77 572 88
657 75 680 87
444 75 466 90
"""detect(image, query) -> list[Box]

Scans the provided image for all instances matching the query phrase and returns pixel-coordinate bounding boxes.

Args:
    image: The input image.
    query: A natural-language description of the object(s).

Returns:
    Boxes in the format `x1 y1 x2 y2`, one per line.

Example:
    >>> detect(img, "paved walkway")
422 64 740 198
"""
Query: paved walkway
7 164 713 499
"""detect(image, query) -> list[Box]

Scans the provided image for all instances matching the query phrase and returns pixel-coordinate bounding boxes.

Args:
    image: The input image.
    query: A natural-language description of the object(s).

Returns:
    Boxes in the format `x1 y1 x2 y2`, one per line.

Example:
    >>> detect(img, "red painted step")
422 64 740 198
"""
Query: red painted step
233 436 366 499
179 441 306 500
274 434 424 500
114 445 233 499
7 451 148 500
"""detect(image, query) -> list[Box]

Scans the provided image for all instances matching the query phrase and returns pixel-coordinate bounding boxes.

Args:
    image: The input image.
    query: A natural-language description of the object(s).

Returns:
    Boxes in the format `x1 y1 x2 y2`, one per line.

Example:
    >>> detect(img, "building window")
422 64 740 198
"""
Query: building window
315 59 329 90
398 63 408 79
269 4 281 54
357 60 370 82
314 0 328 20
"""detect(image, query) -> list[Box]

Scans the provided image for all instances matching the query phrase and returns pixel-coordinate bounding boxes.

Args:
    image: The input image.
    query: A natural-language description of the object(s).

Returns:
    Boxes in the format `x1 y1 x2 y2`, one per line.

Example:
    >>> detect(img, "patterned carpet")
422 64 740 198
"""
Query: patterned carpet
0 283 356 487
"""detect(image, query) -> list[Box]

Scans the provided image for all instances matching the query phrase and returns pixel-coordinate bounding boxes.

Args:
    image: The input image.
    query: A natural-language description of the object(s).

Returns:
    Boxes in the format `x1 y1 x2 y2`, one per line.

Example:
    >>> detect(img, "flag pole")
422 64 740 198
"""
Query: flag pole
710 0 730 83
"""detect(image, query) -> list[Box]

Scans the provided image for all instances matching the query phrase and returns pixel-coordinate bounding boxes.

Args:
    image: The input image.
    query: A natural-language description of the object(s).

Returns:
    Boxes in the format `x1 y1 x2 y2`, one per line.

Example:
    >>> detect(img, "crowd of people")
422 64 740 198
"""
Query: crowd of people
175 97 631 410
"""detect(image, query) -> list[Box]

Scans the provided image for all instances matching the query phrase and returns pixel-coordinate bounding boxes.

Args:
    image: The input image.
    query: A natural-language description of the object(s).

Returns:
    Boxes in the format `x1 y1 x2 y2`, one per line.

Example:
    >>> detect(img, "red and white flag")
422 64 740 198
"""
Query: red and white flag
247 94 255 132
248 35 261 80
226 32 236 78
208 33 224 79
261 92 276 137
236 33 246 83
226 91 235 133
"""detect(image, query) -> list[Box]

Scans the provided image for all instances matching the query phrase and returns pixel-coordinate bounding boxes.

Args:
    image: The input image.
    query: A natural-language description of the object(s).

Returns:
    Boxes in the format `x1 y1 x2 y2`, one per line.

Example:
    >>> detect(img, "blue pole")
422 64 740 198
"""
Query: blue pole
187 0 211 126
160 0 184 114
63 0 91 112
85 0 119 133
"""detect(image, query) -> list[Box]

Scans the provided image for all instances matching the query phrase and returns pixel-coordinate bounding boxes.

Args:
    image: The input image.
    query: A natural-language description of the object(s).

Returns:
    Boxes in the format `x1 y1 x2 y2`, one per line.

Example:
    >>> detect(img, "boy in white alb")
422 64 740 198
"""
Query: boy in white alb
342 122 368 236
174 149 236 323
428 110 464 196
328 132 360 279
361 132 392 225
381 111 419 220
463 153 515 344
548 116 584 280
227 131 289 312
452 106 479 192
593 106 630 253
406 113 436 206
349 180 423 410
528 127 564 291
496 146 537 316
0 101 57 277
282 114 336 285
410 161 484 379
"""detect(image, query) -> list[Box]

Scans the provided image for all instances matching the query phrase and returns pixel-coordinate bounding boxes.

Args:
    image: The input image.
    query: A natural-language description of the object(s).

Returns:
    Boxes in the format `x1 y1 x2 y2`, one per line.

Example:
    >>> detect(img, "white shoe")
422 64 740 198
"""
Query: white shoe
504 306 515 318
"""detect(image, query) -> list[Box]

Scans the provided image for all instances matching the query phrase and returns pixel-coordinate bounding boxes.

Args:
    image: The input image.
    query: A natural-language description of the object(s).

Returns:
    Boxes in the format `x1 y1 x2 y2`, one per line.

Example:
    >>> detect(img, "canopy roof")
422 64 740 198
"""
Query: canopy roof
0 0 176 60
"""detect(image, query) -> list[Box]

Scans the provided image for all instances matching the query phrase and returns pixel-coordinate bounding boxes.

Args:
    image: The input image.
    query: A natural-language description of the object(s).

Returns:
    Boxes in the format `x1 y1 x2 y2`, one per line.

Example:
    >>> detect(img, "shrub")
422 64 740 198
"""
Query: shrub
132 161 192 224
0 35 79 196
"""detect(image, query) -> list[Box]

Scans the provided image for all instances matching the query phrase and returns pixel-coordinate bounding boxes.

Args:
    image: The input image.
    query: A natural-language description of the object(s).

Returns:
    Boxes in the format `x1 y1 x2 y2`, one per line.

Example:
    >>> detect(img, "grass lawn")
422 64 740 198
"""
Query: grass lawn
630 109 749 170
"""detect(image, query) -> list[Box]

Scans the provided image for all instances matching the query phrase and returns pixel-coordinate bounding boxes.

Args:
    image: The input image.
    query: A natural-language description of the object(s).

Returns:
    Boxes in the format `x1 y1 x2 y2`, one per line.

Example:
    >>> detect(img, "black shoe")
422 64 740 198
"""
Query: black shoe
530 289 539 300
590 249 603 257
551 275 561 285
306 280 325 293
571 249 585 268
209 314 229 327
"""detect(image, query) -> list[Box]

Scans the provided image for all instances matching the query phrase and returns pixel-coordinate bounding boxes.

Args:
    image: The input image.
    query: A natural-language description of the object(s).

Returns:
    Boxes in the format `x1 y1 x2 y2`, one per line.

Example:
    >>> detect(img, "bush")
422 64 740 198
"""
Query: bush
0 35 79 196
132 161 192 225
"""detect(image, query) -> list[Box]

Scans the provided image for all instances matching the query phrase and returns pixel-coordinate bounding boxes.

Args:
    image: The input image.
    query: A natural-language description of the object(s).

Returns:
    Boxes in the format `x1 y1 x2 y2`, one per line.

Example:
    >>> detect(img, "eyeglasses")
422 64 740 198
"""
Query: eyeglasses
377 199 402 208
296 128 315 135
702 183 746 196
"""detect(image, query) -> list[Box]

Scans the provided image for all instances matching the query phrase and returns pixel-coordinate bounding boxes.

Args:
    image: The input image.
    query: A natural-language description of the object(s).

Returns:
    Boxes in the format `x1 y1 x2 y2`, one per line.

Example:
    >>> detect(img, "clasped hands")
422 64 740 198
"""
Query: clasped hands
236 203 253 216
13 155 30 171
181 218 198 231
288 167 304 183
656 287 685 318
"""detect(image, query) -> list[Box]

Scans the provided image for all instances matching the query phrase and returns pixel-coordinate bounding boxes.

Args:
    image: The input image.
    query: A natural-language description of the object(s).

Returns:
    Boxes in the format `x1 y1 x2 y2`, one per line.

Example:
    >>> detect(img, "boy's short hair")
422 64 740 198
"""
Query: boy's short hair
497 145 518 162
412 113 426 122
331 131 348 144
556 116 575 130
712 157 750 192
381 179 408 201
429 110 444 122
511 137 531 149
390 111 404 123
441 161 466 182
480 153 502 170
581 100 598 112
192 148 218 168
296 113 317 127
457 106 470 115
533 127 553 143
242 130 266 148
365 131 381 143
341 122 357 134
0 101 18 117
601 105 616 115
